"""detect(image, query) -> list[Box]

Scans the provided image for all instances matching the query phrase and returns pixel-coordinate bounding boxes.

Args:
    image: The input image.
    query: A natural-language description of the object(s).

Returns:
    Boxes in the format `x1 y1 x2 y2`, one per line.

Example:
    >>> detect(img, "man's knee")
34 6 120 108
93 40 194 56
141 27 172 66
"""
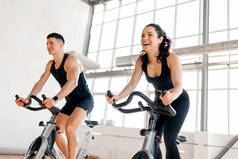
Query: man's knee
65 124 77 134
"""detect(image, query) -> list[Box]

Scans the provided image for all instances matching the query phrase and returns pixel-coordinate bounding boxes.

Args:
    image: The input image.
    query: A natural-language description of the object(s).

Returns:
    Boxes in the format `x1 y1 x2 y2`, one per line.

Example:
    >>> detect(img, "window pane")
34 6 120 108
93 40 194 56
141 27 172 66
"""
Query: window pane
176 1 199 37
90 95 106 123
100 22 117 50
88 25 101 52
208 68 227 89
94 4 104 13
94 78 109 93
121 0 136 5
97 50 113 68
104 8 119 22
110 76 128 93
106 0 120 10
230 0 238 28
87 52 97 62
180 54 202 64
132 45 142 55
137 0 155 14
116 17 134 48
209 0 227 32
120 3 136 18
177 0 192 3
230 69 238 88
181 90 197 132
175 36 199 48
155 7 175 38
92 13 103 25
208 52 228 63
229 29 238 40
209 31 228 43
133 12 154 45
229 51 238 61
156 0 175 9
208 90 228 134
230 90 238 134
183 71 198 90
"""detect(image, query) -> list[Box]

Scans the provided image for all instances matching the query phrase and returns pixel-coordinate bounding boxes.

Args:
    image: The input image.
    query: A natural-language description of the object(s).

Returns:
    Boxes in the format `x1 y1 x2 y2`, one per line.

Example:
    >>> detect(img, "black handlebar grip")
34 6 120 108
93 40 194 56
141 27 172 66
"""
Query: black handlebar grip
107 90 113 98
42 94 47 100
15 95 19 99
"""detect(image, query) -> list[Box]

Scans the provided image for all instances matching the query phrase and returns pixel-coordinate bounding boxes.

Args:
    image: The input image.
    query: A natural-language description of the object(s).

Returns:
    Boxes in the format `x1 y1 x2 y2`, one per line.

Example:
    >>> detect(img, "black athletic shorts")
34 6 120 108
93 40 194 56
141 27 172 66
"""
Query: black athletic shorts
60 96 94 116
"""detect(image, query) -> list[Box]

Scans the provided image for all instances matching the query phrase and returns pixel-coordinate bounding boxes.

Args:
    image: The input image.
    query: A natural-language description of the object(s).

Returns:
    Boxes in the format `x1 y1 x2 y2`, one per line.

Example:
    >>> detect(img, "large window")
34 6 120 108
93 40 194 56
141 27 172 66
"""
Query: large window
209 0 238 42
207 52 238 135
85 0 238 135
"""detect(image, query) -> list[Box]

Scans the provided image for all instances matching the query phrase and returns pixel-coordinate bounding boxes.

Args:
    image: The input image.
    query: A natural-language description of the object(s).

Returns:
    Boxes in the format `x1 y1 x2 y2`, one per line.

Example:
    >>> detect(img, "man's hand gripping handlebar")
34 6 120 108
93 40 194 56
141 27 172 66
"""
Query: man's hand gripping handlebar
15 94 60 113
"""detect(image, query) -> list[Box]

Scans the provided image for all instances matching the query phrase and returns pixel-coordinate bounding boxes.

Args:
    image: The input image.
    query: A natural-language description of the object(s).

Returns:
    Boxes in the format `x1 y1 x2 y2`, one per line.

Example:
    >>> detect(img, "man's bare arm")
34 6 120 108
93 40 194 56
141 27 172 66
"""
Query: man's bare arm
54 55 81 101
26 60 52 100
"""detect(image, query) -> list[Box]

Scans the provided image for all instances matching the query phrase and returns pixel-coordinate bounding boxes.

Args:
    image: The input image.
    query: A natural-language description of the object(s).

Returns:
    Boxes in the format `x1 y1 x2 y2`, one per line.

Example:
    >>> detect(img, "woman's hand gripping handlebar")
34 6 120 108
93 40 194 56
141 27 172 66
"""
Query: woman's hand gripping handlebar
15 94 60 113
106 90 176 117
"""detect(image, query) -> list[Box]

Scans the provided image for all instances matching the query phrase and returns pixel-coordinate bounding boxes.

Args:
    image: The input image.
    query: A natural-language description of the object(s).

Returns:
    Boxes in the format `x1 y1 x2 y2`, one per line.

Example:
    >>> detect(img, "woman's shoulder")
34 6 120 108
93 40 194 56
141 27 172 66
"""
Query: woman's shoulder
166 52 180 68
136 56 144 66
167 51 179 61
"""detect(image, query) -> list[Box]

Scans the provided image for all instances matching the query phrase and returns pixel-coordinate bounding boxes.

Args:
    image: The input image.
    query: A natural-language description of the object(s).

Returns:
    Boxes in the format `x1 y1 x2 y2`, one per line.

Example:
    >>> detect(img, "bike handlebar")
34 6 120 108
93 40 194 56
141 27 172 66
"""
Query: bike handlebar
107 90 176 117
15 95 60 113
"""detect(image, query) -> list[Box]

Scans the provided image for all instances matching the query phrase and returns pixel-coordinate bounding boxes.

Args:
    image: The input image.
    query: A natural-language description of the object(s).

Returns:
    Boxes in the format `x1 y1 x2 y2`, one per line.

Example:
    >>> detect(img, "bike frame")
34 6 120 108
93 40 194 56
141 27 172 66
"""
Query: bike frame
16 95 61 159
107 90 176 159
76 126 101 159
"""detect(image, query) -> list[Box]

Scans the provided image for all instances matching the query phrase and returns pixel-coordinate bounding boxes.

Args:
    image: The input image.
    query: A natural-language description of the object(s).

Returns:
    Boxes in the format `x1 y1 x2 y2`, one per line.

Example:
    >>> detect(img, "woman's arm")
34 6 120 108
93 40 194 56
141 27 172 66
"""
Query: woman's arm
106 57 143 104
161 53 183 105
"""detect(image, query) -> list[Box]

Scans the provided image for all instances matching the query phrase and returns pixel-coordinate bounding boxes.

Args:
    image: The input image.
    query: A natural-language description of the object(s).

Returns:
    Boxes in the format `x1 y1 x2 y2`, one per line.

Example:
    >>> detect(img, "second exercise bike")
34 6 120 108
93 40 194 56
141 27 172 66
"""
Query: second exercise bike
107 90 186 159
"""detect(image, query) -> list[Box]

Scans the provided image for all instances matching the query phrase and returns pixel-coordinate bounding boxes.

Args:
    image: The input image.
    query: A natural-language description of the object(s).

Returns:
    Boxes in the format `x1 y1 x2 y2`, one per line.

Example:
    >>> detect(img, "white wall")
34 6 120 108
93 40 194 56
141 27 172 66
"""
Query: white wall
0 0 90 151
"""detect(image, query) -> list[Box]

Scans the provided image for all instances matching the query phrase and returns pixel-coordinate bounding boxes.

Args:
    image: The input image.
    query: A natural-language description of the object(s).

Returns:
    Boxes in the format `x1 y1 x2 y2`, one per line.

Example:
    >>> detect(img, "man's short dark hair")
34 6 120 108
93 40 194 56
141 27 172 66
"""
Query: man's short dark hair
47 32 65 44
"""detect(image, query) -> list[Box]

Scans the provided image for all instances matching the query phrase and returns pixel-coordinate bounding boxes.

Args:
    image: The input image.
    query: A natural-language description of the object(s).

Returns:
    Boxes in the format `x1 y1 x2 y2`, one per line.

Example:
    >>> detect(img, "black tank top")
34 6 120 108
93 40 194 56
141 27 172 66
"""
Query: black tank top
50 54 92 102
142 57 174 90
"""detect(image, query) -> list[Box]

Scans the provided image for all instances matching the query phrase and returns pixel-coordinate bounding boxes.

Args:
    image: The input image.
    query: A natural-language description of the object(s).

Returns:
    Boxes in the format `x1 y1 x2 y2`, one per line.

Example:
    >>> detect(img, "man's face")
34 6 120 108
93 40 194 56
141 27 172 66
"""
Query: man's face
47 37 63 55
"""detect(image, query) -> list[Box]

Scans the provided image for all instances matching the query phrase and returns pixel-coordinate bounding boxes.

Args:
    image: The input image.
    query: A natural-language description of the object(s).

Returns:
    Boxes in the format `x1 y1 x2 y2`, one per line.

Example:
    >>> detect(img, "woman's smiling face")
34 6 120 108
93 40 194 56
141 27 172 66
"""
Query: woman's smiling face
141 26 163 54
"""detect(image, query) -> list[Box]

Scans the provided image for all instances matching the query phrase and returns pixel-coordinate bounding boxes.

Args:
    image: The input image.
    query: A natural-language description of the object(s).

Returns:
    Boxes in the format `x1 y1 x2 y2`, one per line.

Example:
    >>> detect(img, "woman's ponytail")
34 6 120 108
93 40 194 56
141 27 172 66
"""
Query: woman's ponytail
158 35 171 61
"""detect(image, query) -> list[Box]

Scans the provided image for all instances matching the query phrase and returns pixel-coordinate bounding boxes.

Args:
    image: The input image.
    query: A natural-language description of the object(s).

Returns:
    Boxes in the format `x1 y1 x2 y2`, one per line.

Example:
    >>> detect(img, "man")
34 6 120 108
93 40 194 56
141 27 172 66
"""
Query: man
15 33 94 159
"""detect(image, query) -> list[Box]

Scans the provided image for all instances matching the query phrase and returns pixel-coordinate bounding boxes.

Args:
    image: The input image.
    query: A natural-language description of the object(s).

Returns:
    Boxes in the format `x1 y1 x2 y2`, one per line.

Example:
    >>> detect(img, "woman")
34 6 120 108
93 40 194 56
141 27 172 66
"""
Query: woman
105 23 189 159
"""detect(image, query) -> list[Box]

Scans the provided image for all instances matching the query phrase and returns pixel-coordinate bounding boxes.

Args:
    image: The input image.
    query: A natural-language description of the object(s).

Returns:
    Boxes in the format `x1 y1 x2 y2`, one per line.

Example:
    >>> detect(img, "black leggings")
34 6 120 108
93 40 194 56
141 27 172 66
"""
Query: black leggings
154 90 189 159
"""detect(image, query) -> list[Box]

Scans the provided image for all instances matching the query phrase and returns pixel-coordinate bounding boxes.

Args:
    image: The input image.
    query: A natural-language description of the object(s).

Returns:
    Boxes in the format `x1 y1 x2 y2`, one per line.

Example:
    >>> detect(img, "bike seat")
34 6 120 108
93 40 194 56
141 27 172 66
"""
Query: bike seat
176 135 187 145
84 120 99 128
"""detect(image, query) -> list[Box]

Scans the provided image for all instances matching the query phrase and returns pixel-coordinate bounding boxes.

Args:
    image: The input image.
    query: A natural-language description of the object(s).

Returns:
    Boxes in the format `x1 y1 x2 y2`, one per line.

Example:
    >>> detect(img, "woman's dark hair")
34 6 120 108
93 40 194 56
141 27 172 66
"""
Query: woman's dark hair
140 23 171 63
47 32 65 44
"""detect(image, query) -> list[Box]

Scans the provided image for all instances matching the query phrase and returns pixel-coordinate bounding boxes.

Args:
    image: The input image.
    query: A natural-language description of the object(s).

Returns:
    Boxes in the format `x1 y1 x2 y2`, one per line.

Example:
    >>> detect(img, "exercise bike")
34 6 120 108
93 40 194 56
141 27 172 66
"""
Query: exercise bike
16 95 100 159
107 90 187 159
15 94 61 159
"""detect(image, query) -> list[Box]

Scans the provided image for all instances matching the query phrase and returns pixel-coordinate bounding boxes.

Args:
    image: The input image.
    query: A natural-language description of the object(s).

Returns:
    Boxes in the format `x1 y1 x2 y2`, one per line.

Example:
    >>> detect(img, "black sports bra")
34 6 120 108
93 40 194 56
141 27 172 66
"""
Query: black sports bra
142 57 174 90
